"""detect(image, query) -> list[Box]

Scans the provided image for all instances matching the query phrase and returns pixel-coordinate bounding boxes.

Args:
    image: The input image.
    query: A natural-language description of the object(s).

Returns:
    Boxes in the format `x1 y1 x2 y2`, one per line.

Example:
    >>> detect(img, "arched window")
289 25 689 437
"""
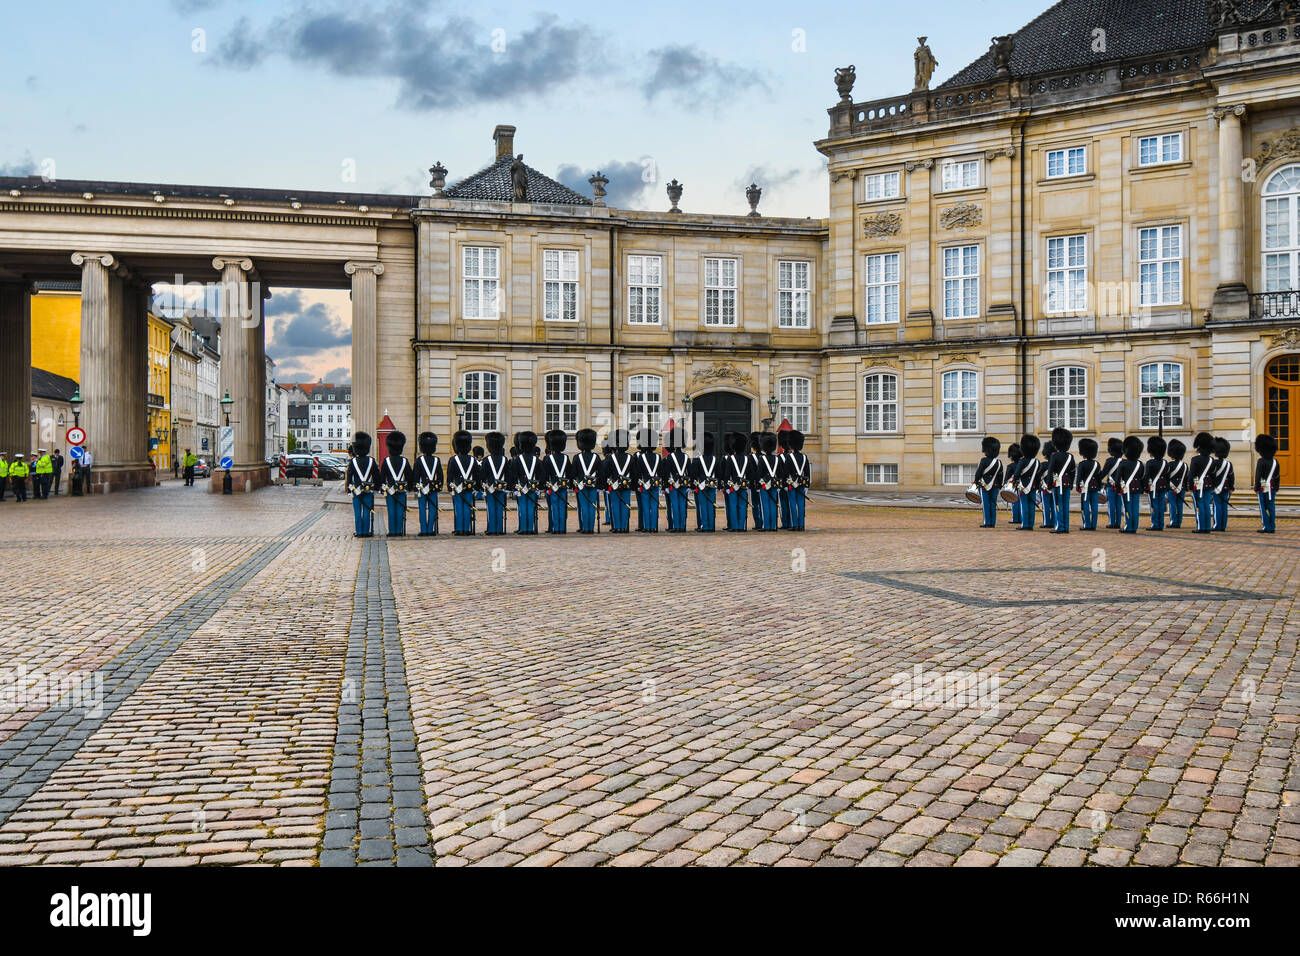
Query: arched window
863 372 899 433
543 373 579 432
628 374 662 431
461 371 500 432
1263 164 1300 293
777 376 811 432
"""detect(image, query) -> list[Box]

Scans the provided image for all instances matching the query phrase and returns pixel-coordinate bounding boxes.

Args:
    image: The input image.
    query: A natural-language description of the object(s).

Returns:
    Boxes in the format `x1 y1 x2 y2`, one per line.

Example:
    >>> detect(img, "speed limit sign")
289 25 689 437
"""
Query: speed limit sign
66 426 86 446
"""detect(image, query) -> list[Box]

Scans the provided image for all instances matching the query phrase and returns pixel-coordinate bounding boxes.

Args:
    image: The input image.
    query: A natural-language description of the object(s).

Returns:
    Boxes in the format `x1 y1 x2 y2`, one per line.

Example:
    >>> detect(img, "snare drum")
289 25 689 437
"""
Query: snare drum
1097 488 1108 504
1000 486 1020 504
965 483 982 504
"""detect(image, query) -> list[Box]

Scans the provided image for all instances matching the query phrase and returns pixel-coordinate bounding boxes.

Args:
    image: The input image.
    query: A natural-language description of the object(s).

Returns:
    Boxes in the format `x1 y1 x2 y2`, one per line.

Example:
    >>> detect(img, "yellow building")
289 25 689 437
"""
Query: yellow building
30 283 80 382
148 312 172 471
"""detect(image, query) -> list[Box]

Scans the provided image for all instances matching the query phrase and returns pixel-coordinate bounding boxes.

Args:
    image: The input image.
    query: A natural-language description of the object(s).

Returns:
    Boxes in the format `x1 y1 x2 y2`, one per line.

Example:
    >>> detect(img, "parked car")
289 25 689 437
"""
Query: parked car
283 455 342 480
193 458 211 478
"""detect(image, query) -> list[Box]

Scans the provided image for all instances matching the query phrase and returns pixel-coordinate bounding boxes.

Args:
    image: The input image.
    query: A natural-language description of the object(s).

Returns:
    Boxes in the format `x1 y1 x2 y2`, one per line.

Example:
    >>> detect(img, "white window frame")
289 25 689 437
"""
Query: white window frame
864 252 901 325
942 463 977 486
1262 164 1300 293
777 260 811 329
1046 146 1087 178
863 463 898 484
1138 362 1184 430
1047 366 1088 430
942 245 980 320
543 372 579 433
1138 225 1183 306
627 254 662 325
628 374 663 432
543 249 580 323
940 159 981 191
703 257 738 327
862 372 899 433
863 170 901 201
777 376 811 432
941 369 979 433
461 371 500 432
462 246 500 320
1045 234 1088 313
1138 132 1183 167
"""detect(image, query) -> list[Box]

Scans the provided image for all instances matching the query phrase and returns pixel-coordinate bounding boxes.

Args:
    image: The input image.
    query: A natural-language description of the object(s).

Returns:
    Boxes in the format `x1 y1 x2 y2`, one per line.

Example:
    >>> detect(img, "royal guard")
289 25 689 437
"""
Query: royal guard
601 438 614 527
723 432 751 532
973 436 1003 528
1165 439 1188 529
542 429 570 534
1075 438 1101 531
1003 443 1023 526
414 431 443 536
1255 432 1280 533
1189 432 1217 534
1211 437 1234 531
348 431 378 538
690 432 720 532
662 426 691 532
785 430 810 531
1116 435 1146 534
567 428 602 533
1015 434 1041 531
481 431 510 535
747 431 765 531
602 429 634 533
1037 435 1058 531
633 427 661 533
1098 437 1124 529
447 429 478 535
1048 427 1075 534
381 431 411 537
1144 436 1169 531
777 430 794 529
512 430 541 534
754 433 782 531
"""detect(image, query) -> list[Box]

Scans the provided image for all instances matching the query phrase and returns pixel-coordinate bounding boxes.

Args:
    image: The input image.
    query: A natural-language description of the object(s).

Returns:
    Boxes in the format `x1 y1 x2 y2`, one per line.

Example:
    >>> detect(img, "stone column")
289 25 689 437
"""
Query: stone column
1213 104 1249 319
212 256 268 492
345 260 384 438
0 278 32 458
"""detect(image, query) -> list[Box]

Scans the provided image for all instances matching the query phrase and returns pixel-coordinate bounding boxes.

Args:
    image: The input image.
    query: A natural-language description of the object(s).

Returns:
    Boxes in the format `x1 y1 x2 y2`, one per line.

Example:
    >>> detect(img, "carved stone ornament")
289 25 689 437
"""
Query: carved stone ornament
984 146 1016 161
903 159 934 172
1268 327 1300 349
863 213 902 239
830 168 858 183
939 203 982 230
835 65 856 104
690 362 753 388
1212 103 1247 124
1256 127 1300 167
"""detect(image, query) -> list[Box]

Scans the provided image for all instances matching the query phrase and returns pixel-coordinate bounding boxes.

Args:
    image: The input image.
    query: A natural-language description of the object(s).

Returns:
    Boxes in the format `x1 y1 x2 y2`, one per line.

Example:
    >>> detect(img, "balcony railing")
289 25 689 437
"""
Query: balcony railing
1251 291 1300 319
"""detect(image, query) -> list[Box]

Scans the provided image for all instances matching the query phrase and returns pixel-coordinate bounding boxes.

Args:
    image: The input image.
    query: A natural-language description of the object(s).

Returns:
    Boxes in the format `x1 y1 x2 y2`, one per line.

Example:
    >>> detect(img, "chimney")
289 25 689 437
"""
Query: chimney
493 125 517 162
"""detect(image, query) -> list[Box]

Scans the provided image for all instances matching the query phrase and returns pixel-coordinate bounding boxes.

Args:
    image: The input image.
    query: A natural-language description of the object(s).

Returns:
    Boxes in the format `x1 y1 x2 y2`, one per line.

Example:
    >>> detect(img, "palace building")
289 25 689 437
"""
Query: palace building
3 0 1300 493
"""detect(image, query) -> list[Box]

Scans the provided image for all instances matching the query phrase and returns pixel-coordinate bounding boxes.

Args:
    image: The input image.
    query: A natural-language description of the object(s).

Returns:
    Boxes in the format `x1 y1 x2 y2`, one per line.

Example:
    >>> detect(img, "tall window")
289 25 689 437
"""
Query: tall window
863 372 899 433
543 249 579 322
1046 234 1088 312
778 376 811 432
941 369 979 432
543 373 579 432
943 246 980 319
463 246 499 319
865 253 900 324
777 261 810 329
1047 366 1088 430
1138 132 1183 166
704 257 737 326
1139 362 1184 429
627 254 662 324
864 171 901 200
628 374 662 431
941 160 980 191
1046 146 1086 178
1138 225 1183 306
461 371 500 432
1263 164 1300 292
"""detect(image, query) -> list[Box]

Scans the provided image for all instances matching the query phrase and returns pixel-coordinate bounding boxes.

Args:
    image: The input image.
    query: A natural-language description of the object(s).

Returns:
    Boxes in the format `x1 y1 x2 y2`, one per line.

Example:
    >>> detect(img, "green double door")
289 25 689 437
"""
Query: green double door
692 391 752 455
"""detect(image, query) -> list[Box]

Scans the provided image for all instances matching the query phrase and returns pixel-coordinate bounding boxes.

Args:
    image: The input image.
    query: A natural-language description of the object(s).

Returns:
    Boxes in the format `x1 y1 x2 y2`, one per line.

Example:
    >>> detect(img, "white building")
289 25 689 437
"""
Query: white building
191 313 221 460
308 384 352 453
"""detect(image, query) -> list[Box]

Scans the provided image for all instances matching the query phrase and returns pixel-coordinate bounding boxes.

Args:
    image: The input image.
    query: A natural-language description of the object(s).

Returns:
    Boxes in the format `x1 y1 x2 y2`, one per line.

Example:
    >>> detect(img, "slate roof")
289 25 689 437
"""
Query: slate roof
938 0 1275 88
32 367 78 402
443 155 593 205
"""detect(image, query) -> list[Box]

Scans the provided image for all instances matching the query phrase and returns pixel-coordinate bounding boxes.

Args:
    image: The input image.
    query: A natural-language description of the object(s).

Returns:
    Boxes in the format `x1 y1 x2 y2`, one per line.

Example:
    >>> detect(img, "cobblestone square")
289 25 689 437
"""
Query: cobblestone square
0 485 1296 867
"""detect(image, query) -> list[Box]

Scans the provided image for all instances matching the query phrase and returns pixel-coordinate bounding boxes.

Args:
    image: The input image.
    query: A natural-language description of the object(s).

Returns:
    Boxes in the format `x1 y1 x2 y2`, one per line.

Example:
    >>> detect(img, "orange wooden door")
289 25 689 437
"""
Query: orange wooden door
1267 355 1299 486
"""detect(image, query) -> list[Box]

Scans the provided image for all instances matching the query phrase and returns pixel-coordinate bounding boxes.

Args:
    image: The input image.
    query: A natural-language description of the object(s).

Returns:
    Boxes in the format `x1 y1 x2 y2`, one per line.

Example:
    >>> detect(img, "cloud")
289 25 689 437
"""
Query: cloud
323 366 352 385
25 76 37 91
266 299 351 359
642 45 768 104
0 153 37 176
215 16 269 69
264 289 305 317
555 159 657 210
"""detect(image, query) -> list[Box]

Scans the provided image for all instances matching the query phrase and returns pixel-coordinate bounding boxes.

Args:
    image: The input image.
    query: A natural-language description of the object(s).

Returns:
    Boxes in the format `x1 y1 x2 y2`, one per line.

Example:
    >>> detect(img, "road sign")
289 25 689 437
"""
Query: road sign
69 446 85 461
219 426 234 463
220 456 233 470
66 426 85 446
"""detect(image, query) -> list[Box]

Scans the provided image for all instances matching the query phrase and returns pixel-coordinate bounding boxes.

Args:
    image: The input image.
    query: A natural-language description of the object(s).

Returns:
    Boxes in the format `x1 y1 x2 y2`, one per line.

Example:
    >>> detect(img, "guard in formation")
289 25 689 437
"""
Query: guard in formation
347 427 812 537
974 428 1280 535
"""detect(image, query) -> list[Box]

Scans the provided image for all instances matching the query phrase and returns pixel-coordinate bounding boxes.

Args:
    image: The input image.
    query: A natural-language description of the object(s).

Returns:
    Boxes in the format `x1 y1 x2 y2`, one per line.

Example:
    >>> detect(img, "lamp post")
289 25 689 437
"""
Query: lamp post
453 388 468 430
220 389 234 495
69 387 83 428
1155 383 1170 439
682 394 693 449
762 394 779 432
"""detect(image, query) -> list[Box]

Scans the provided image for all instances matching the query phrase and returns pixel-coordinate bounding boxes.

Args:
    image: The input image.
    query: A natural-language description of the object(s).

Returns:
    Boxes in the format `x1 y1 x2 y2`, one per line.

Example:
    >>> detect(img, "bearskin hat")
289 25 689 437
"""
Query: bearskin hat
1123 435 1144 460
452 430 472 455
576 428 597 452
418 431 437 455
1020 434 1041 459
702 432 716 455
1193 431 1215 454
760 432 778 454
1052 427 1073 452
1008 443 1022 462
1078 437 1099 460
788 430 805 452
749 431 763 453
485 431 505 455
1214 436 1230 458
636 427 653 453
1255 433 1277 457
1146 435 1166 458
545 429 567 453
1167 438 1186 462
1107 437 1123 457
611 429 629 452
1040 436 1055 458
663 426 682 450
778 430 792 452
519 430 538 454
982 436 1001 457
353 431 373 457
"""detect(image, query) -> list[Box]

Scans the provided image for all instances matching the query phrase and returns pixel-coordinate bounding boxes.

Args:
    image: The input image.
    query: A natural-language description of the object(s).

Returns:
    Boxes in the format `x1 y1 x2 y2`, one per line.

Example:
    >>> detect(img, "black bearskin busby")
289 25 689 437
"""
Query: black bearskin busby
1193 431 1216 454
982 436 1001 457
1008 442 1022 463
1214 436 1231 458
385 430 406 456
760 432 778 454
545 429 566 453
486 431 505 455
778 431 792 453
519 431 538 454
749 431 762 454
1107 437 1123 458
418 431 437 455
1123 435 1144 460
576 428 597 452
1167 438 1186 462
636 427 654 453
1020 434 1041 459
452 430 472 455
1040 435 1055 459
353 431 373 456
702 432 716 455
663 426 682 450
611 429 630 452
1078 437 1099 460
1052 427 1073 452
1256 433 1278 457
1146 435 1166 458
788 430 805 452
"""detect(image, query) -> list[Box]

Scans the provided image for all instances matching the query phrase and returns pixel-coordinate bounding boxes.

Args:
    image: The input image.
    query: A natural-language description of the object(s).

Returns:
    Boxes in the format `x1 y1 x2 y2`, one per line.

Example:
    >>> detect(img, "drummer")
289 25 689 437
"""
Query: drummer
972 436 1003 528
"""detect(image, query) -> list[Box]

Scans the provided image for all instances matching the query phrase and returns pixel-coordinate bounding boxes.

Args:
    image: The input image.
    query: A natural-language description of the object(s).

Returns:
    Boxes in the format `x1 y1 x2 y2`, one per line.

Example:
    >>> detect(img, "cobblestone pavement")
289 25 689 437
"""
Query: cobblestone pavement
0 481 1296 866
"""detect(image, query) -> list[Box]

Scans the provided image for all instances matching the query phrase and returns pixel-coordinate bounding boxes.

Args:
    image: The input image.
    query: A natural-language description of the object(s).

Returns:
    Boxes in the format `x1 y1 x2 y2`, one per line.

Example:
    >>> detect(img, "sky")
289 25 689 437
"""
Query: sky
5 0 1051 381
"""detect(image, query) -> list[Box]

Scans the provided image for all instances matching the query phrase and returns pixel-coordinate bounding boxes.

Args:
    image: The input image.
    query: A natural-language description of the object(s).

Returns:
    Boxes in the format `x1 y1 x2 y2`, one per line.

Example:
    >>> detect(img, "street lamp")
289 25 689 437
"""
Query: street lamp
453 388 468 430
682 394 693 450
69 387 83 428
220 389 234 495
762 394 779 432
1154 383 1170 439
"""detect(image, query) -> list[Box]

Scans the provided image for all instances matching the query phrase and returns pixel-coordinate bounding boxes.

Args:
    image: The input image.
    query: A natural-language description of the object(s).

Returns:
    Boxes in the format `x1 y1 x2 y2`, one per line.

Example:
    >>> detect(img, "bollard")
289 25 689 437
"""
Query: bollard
279 455 287 482
313 456 319 480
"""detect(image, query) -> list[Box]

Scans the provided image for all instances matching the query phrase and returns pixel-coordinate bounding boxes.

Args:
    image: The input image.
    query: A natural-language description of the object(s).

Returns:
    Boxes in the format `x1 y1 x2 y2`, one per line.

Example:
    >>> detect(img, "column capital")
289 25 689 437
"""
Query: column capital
1212 103 1247 124
72 251 132 279
212 256 254 273
984 146 1016 161
344 260 385 277
903 158 934 172
828 167 858 184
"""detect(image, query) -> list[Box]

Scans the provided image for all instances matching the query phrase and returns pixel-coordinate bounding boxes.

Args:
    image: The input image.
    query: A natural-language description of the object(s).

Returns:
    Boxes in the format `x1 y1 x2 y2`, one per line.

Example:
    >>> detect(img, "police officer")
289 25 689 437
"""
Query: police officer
183 448 198 486
414 431 443 537
52 449 63 495
348 432 378 537
9 452 29 502
34 449 52 499
0 452 8 502
567 428 601 534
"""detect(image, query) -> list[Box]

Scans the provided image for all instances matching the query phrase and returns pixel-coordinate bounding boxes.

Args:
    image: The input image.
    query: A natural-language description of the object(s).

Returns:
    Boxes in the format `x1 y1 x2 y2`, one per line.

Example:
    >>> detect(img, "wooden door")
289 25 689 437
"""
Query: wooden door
1266 354 1299 485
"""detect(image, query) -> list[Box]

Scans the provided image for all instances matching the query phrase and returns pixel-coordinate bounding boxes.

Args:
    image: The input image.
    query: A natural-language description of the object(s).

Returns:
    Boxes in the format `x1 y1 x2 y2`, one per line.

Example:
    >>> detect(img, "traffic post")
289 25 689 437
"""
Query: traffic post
68 444 85 497
219 426 234 495
279 455 287 483
313 456 319 480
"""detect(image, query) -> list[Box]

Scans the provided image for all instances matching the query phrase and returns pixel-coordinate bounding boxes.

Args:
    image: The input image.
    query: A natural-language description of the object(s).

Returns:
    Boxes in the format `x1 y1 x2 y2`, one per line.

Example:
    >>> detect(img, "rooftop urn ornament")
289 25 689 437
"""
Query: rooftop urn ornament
666 178 683 213
510 154 528 202
914 37 937 91
429 161 448 195
1208 0 1245 30
834 65 856 104
588 171 609 206
991 34 1015 74
745 182 762 217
